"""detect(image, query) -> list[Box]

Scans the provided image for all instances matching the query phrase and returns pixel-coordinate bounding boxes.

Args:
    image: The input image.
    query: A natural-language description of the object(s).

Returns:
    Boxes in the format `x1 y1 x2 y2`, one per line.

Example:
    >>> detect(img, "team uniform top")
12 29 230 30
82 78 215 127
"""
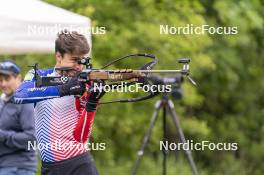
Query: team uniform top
14 69 96 162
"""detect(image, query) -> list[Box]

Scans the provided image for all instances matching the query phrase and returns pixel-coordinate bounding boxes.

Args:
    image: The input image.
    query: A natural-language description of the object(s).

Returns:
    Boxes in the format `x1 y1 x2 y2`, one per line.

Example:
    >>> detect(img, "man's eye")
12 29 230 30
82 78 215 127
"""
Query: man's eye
69 60 76 63
72 59 79 62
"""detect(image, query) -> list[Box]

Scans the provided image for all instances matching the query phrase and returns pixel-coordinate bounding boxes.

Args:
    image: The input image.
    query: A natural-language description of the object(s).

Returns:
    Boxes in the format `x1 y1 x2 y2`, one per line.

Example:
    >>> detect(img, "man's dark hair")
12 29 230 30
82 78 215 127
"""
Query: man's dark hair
55 30 90 56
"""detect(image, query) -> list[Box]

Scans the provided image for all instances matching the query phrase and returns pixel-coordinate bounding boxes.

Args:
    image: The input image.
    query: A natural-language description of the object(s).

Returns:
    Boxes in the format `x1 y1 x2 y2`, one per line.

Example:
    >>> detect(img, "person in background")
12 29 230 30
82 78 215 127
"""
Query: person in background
0 61 37 175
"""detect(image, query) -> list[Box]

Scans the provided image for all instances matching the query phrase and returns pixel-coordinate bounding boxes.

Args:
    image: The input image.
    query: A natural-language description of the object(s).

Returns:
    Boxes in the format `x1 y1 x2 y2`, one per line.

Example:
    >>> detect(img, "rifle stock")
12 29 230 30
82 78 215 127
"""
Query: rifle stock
88 70 145 81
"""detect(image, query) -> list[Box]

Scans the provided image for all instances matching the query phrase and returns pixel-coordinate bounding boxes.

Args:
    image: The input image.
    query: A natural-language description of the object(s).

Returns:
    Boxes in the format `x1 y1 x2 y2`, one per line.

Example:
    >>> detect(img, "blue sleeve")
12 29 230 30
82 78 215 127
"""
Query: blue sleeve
13 70 60 104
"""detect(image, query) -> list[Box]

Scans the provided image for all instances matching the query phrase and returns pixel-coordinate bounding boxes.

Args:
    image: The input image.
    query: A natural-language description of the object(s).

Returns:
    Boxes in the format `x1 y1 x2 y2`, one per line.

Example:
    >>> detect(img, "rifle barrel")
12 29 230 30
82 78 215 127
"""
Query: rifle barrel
105 70 183 73
138 70 183 73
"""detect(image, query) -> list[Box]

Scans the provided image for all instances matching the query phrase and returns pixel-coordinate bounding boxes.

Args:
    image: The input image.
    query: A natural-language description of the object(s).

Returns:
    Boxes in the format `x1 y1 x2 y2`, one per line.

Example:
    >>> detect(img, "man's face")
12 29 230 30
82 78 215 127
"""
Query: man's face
0 74 21 96
56 52 85 76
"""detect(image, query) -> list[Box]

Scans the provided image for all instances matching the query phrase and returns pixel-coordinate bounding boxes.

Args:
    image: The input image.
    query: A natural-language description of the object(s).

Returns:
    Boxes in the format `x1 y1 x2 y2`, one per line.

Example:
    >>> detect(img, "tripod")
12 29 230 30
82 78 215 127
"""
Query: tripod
132 94 199 175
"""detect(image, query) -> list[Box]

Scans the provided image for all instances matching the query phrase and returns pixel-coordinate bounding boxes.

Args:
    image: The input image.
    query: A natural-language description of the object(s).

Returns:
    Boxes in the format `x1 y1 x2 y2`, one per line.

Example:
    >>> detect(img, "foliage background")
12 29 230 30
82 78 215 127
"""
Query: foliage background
1 0 264 174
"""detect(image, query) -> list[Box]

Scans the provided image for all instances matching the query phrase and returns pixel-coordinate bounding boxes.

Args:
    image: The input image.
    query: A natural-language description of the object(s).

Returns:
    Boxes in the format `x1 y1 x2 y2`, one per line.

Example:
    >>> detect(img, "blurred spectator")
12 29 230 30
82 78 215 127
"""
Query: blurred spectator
0 61 37 175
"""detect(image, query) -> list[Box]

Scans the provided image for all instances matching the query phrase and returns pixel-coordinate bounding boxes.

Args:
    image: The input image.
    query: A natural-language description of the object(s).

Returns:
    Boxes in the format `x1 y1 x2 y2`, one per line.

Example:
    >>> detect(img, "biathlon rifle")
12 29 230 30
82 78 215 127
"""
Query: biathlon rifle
30 53 196 104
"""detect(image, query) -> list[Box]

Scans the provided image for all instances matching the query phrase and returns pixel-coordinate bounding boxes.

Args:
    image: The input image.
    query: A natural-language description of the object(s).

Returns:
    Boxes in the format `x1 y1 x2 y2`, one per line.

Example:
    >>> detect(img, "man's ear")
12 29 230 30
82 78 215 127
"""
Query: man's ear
16 74 22 82
55 51 63 65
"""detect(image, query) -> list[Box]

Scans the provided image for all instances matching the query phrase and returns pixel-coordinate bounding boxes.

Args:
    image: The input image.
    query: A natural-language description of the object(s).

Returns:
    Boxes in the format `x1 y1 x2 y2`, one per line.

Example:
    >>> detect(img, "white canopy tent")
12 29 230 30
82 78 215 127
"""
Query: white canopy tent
0 0 91 55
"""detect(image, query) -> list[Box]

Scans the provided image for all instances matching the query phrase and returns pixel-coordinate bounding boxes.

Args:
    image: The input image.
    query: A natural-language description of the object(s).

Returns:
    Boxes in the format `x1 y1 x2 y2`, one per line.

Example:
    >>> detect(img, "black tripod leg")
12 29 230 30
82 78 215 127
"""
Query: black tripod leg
162 104 167 175
132 100 163 175
167 100 199 175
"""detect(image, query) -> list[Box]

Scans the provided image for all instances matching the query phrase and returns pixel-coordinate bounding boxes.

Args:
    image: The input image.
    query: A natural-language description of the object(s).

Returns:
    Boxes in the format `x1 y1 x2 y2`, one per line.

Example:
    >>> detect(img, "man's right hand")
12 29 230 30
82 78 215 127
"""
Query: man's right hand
85 79 106 112
58 77 85 97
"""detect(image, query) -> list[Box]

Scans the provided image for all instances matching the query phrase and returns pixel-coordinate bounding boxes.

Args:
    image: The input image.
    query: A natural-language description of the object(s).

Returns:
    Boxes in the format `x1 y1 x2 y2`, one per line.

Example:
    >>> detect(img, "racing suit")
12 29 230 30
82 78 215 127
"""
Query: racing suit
14 68 99 175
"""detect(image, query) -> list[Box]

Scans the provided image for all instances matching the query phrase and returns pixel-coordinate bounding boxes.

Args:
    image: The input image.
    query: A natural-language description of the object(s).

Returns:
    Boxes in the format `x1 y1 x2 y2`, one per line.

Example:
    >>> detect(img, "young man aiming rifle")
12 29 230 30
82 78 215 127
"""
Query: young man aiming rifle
13 31 104 175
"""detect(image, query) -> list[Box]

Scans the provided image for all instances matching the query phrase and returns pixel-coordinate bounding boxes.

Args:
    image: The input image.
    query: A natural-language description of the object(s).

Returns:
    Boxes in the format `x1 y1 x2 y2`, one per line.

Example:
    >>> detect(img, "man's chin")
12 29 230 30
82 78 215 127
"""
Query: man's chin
2 90 13 96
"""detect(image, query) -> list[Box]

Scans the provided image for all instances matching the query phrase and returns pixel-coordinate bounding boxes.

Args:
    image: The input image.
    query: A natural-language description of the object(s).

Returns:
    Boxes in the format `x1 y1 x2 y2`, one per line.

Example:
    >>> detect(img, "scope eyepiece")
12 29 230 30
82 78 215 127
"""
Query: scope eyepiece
77 57 91 65
178 58 190 64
